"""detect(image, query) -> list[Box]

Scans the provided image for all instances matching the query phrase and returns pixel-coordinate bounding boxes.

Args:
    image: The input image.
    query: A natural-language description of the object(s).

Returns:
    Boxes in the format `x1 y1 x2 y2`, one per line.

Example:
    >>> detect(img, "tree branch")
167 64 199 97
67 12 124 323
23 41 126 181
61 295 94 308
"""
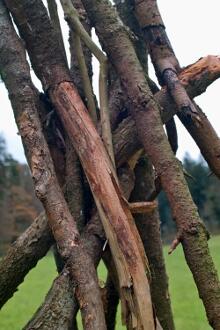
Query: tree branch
24 163 135 329
130 156 175 330
47 0 68 66
5 0 155 328
0 2 106 328
0 213 52 308
80 0 220 327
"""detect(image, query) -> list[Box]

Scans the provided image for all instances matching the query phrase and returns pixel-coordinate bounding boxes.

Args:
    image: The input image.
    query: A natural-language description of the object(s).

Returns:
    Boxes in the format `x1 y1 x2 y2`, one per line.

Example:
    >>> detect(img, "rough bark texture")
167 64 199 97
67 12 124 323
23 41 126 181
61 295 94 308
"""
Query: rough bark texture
24 271 75 330
1 0 220 328
47 0 68 66
80 0 220 327
65 137 86 233
23 163 136 329
23 209 107 329
114 56 220 174
165 118 178 154
114 1 179 157
0 213 52 308
4 1 155 328
69 0 93 100
134 0 220 177
0 2 106 329
130 157 175 330
115 0 148 73
0 52 219 312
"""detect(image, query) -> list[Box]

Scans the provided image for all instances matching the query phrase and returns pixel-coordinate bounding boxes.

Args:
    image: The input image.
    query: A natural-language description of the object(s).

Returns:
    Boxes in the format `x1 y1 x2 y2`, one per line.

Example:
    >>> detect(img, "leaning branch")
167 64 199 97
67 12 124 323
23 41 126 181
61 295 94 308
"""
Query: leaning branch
115 55 220 179
60 0 115 166
5 0 155 328
81 0 220 327
130 156 175 330
24 163 136 329
0 2 106 328
0 213 52 308
134 0 220 178
0 52 219 310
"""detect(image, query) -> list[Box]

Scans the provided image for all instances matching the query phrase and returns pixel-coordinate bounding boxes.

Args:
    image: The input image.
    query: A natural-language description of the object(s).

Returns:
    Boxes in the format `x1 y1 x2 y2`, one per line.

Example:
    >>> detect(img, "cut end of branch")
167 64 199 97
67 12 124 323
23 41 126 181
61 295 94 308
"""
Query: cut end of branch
168 233 182 255
129 201 157 214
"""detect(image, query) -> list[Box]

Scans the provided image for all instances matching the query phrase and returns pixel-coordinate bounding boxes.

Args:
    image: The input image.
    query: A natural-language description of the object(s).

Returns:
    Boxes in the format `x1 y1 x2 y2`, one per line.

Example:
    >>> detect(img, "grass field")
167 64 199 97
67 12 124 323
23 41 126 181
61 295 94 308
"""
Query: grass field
0 236 220 330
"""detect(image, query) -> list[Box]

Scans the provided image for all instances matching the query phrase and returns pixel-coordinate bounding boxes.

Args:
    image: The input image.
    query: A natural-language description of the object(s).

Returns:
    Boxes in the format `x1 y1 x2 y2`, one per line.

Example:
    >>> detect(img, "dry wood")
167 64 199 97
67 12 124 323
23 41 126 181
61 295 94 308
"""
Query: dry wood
129 201 157 214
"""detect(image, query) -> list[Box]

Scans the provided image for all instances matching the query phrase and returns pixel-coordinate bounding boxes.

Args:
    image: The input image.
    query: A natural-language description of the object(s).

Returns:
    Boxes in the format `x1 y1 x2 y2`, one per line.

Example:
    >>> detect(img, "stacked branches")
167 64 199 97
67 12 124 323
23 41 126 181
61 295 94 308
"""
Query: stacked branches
0 0 220 329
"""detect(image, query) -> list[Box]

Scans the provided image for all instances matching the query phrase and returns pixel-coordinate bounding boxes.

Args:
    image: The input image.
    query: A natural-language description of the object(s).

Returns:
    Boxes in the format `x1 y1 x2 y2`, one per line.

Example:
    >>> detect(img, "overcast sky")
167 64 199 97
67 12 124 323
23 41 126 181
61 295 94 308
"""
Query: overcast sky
0 0 220 163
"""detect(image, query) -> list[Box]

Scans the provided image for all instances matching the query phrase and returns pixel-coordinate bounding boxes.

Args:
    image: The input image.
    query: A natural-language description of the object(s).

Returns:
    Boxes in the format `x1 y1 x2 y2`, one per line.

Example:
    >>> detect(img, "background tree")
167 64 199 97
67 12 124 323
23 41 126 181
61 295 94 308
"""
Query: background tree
0 135 42 255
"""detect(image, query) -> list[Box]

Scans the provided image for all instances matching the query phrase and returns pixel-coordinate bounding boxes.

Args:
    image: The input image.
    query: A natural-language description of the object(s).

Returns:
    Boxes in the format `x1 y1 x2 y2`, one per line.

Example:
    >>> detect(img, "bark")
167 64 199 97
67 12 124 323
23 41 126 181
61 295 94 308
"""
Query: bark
80 0 220 328
24 271 75 330
47 0 68 66
165 118 178 155
69 0 93 99
113 1 179 156
23 163 135 329
133 0 198 119
65 140 86 233
114 55 220 178
0 213 52 308
115 0 148 73
0 53 219 309
0 0 220 326
134 0 220 176
0 3 106 328
23 209 106 329
130 157 175 330
108 78 126 130
102 273 119 330
4 1 155 328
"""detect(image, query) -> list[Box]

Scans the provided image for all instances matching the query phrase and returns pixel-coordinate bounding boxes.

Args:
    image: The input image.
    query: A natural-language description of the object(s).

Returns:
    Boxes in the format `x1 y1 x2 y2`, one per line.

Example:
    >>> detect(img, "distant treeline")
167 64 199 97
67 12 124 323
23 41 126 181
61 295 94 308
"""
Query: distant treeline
159 153 220 239
0 135 42 255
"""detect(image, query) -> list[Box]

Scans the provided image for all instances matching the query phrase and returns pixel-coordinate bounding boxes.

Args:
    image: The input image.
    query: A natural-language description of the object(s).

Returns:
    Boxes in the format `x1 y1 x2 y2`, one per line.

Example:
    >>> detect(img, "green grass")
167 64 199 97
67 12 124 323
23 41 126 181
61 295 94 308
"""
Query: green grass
0 236 220 329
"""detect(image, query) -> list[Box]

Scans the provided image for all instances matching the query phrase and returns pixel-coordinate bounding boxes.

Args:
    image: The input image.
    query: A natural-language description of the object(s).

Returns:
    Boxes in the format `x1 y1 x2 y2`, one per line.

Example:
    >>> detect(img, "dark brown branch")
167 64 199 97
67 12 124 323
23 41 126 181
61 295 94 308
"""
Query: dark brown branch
47 0 68 66
1 53 219 308
80 0 220 327
134 0 199 121
102 274 119 330
5 1 155 328
0 213 52 309
134 0 220 177
23 209 106 329
114 56 220 179
165 118 178 154
23 163 135 330
130 156 175 330
0 2 106 328
24 270 75 330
